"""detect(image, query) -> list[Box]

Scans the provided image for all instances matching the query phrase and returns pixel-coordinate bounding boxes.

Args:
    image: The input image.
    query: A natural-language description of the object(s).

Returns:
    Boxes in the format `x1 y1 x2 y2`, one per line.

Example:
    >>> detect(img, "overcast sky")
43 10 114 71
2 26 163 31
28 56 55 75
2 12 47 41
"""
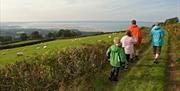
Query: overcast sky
0 0 180 22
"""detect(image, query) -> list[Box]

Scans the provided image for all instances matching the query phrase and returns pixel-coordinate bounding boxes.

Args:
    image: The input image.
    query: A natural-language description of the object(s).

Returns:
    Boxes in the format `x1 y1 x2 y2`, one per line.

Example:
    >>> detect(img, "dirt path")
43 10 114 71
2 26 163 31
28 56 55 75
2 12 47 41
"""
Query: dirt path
166 32 180 91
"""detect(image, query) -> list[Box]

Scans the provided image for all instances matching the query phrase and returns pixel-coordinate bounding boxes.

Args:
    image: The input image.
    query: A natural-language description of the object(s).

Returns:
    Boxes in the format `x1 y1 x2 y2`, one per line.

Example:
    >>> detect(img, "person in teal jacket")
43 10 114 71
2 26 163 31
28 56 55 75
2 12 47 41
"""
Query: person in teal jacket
151 22 165 64
106 37 128 81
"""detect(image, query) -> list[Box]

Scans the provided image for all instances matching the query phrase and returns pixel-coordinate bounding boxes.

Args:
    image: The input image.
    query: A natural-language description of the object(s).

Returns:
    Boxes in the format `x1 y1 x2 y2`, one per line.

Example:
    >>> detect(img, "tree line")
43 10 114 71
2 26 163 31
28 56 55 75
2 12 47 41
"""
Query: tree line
0 29 81 43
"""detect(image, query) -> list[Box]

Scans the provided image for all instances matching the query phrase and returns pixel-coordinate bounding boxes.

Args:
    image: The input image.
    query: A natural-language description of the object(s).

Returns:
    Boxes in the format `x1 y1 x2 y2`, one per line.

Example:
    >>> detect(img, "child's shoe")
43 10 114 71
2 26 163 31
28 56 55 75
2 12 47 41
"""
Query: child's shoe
153 59 158 64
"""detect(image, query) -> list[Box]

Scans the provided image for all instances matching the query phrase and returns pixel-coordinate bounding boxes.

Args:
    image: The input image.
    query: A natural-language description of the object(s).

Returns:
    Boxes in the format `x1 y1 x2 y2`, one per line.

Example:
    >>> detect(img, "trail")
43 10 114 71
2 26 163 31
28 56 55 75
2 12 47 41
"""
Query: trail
90 30 152 91
110 30 169 91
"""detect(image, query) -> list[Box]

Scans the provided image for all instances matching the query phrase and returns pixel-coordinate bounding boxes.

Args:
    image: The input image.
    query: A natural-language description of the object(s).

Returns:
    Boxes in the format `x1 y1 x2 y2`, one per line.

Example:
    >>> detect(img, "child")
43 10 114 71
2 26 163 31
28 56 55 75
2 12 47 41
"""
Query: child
121 31 136 62
151 22 165 64
106 37 128 81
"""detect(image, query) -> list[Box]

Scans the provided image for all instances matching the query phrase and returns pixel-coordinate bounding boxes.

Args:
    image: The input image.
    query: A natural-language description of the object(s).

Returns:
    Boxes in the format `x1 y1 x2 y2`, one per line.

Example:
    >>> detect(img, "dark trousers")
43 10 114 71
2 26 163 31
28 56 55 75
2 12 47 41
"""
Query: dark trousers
109 67 120 80
125 54 130 62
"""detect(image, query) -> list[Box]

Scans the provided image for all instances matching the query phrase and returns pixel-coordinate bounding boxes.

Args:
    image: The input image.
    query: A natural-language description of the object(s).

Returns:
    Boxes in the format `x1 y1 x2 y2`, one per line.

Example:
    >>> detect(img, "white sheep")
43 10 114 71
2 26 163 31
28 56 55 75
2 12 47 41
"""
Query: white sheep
98 40 102 42
43 46 47 49
17 52 24 56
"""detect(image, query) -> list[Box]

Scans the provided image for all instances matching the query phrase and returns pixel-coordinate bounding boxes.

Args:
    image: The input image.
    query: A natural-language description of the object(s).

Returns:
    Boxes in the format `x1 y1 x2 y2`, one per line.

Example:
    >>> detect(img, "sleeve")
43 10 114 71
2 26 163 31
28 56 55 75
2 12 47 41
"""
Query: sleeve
138 28 142 44
120 37 124 47
106 47 111 59
119 48 128 64
131 37 137 44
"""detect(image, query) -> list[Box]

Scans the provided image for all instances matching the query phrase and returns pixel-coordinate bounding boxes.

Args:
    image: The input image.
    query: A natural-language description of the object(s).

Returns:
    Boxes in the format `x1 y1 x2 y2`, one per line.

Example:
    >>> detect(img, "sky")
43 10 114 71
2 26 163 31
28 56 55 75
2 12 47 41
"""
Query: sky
0 0 180 22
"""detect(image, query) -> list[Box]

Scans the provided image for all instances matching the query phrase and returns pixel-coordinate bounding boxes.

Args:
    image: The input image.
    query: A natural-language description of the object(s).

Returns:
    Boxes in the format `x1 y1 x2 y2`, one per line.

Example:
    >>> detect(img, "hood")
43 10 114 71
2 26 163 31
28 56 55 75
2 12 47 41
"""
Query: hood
130 24 138 28
153 26 161 30
111 45 119 52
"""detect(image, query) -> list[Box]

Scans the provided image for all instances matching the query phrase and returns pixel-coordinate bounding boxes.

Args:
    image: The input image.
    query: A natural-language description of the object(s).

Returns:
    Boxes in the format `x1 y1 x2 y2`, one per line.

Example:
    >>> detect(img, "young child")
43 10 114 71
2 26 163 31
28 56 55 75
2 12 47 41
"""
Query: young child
106 37 128 81
121 31 136 62
151 22 165 64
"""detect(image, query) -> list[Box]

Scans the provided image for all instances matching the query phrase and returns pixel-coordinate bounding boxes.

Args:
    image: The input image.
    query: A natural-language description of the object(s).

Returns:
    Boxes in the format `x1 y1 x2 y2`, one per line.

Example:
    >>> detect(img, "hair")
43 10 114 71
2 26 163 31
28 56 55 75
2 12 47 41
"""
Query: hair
131 20 136 24
154 22 160 26
113 37 120 44
126 31 132 37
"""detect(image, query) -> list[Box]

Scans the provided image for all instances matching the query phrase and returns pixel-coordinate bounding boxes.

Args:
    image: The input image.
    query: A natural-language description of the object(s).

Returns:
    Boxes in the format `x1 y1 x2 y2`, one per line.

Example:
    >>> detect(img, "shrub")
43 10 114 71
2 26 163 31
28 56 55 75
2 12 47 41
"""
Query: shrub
0 42 110 91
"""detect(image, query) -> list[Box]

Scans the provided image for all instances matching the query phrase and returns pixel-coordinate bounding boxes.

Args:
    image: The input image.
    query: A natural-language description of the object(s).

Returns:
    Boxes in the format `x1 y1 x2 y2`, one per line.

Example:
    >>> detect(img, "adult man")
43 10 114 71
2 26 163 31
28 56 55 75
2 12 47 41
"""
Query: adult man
128 20 142 59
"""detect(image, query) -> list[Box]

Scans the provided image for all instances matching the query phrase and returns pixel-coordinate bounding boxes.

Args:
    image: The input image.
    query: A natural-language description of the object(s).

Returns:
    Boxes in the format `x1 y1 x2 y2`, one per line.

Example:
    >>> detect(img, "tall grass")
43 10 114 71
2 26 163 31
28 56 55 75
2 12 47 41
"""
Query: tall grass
0 42 110 91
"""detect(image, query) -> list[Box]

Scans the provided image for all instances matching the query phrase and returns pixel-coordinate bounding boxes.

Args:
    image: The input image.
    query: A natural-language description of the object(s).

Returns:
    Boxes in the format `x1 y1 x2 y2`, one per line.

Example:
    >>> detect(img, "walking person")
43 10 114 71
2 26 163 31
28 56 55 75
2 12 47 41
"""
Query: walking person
151 22 165 64
128 20 142 60
106 37 128 81
121 31 136 62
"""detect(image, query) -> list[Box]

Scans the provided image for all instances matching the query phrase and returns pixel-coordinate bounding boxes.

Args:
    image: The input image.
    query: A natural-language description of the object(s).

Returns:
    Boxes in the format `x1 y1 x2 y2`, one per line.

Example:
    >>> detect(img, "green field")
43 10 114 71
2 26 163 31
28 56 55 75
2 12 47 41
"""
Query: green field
0 33 123 67
0 24 179 91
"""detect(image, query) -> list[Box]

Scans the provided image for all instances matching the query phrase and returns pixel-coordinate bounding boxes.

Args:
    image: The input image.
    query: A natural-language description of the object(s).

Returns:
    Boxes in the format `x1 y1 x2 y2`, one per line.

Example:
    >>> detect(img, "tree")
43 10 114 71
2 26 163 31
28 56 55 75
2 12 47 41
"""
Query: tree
30 31 42 39
164 17 179 25
57 29 81 37
20 33 28 41
0 36 13 42
47 32 56 39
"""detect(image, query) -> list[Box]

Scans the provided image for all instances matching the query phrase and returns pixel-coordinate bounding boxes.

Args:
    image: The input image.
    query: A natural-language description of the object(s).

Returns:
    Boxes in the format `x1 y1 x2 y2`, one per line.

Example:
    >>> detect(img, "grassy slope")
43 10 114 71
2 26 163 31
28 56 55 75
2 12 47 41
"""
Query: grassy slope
113 31 169 91
82 29 151 91
0 33 123 67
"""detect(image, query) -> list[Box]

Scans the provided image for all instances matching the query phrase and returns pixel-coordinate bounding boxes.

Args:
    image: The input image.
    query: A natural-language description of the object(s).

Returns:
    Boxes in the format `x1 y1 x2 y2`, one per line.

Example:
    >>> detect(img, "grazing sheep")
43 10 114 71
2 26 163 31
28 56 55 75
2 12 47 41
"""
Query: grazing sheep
43 46 47 49
17 52 24 56
98 40 102 42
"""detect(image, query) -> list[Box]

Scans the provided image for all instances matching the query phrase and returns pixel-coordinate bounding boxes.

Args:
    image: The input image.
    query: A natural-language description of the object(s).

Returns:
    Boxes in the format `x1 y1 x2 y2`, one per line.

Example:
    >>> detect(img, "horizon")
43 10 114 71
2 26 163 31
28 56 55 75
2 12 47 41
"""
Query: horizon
0 20 155 23
0 0 180 22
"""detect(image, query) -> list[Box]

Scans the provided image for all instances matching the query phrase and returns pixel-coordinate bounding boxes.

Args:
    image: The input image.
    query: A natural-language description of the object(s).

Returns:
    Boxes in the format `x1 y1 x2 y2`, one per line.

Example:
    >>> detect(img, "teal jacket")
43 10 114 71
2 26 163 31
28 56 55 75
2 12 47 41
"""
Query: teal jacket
106 44 128 67
151 26 165 46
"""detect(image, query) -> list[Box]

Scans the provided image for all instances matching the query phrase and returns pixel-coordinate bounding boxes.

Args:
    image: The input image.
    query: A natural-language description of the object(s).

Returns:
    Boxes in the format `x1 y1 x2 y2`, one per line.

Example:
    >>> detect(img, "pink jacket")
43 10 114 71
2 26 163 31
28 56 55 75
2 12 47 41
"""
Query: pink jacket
121 35 136 54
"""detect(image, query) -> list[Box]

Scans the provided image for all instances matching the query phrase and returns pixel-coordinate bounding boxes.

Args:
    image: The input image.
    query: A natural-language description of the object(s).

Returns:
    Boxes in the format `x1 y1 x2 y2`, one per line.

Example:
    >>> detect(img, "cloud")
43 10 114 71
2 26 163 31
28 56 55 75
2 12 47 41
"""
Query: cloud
0 0 179 21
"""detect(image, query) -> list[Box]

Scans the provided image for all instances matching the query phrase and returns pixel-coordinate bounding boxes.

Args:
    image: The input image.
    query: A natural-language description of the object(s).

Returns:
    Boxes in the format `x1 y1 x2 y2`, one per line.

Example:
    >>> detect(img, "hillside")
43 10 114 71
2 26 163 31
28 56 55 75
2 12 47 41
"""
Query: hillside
0 23 179 91
0 33 123 67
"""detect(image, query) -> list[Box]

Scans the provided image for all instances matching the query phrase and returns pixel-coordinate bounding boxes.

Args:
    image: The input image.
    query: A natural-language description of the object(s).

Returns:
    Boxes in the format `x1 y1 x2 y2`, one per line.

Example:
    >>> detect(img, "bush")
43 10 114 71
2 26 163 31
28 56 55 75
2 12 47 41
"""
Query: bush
164 17 179 25
0 42 110 91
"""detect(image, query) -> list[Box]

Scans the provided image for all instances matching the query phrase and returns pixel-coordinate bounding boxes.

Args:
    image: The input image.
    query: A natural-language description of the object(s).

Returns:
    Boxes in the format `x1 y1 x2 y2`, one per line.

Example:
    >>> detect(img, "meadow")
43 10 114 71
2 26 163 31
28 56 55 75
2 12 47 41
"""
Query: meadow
0 33 123 67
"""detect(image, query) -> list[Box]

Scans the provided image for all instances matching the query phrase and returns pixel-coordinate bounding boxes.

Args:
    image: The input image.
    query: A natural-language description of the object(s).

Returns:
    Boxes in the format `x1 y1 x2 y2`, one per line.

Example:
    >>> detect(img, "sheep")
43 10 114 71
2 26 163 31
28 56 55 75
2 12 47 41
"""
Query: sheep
108 36 112 38
43 46 47 49
17 52 24 56
98 40 102 42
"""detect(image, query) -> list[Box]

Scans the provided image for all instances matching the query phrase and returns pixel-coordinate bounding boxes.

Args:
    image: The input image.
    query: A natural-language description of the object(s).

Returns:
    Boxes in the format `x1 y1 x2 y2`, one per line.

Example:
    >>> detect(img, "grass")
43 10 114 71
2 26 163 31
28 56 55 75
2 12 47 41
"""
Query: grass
0 33 124 67
81 29 152 91
113 31 169 91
